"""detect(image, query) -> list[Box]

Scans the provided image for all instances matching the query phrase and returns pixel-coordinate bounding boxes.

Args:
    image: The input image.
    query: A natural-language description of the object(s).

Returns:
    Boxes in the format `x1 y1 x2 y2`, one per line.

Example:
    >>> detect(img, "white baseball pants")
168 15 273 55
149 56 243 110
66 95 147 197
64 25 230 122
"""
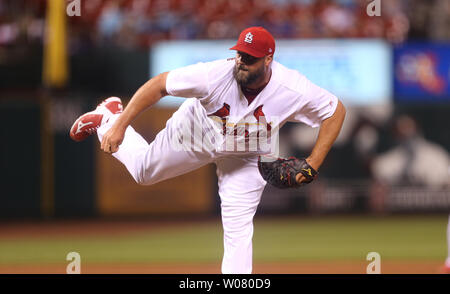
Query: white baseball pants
97 110 266 274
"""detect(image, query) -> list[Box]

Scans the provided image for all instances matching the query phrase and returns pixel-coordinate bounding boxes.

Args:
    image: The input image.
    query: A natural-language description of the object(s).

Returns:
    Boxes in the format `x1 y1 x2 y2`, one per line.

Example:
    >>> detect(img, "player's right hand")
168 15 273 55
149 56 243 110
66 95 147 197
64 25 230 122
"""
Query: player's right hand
101 125 125 154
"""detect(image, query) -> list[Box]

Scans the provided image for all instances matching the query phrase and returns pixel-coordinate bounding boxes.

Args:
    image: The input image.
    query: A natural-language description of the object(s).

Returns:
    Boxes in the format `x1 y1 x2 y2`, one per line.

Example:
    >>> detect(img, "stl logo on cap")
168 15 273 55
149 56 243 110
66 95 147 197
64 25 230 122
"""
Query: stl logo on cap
244 32 253 44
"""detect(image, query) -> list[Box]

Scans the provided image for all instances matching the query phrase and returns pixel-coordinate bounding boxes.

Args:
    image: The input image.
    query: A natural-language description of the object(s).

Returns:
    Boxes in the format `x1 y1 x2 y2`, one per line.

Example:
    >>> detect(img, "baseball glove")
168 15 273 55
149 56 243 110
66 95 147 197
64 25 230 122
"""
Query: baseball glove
258 156 318 189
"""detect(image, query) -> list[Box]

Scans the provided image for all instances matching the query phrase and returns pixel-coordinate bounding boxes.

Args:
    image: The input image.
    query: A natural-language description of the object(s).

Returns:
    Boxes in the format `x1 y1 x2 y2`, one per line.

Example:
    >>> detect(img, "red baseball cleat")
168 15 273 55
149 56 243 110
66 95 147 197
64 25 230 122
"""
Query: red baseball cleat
69 97 123 142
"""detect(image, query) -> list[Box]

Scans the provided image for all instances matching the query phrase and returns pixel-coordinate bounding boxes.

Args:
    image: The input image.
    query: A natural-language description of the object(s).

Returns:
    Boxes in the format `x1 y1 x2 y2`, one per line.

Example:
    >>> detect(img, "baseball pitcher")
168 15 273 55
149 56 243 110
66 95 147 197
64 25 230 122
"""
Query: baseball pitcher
70 27 346 274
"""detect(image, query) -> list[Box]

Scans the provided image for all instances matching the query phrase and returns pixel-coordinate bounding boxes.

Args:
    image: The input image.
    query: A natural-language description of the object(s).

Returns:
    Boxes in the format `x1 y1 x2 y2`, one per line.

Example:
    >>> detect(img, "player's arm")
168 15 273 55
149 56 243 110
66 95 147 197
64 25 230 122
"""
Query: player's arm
296 100 346 183
101 72 169 153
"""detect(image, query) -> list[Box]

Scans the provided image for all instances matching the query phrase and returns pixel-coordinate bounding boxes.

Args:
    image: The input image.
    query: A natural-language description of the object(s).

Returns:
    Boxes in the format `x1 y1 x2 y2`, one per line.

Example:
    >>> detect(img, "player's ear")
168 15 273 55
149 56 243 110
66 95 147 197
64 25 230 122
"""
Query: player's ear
264 54 273 66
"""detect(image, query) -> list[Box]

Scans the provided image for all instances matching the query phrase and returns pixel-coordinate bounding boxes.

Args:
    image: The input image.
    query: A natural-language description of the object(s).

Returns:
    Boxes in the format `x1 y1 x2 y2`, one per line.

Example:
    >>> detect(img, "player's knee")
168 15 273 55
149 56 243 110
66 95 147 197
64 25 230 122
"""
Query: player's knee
133 171 157 186
134 174 152 185
131 169 149 185
134 176 147 185
129 161 152 185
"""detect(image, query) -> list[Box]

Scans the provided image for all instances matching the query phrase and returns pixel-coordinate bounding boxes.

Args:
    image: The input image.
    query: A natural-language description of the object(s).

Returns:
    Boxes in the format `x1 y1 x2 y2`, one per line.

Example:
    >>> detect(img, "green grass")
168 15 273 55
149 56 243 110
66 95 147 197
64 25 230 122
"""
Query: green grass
0 225 223 264
253 215 448 261
0 215 447 265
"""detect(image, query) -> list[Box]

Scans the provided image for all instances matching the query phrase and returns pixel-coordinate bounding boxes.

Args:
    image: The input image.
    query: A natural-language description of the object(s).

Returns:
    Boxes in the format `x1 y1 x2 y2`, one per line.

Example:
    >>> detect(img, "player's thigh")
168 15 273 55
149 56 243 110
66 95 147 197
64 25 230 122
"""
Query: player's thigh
140 127 215 185
216 156 266 226
216 155 266 198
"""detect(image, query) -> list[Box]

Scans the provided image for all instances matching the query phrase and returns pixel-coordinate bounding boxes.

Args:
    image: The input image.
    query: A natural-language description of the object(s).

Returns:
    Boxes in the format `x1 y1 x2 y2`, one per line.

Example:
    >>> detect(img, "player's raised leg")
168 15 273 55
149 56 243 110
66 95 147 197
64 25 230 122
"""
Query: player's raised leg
70 97 215 185
215 156 266 274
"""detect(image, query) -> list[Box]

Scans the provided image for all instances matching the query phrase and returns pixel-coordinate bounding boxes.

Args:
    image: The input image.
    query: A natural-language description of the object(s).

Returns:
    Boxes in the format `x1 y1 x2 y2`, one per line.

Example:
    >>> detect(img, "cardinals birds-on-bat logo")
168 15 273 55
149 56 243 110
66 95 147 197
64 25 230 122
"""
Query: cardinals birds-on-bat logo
253 105 271 131
210 103 230 118
208 103 230 135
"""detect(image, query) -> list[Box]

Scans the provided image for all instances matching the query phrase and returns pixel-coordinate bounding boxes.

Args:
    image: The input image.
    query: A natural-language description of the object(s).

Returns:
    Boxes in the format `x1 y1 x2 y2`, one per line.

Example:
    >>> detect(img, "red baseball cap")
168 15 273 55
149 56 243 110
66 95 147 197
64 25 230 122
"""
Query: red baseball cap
230 27 275 58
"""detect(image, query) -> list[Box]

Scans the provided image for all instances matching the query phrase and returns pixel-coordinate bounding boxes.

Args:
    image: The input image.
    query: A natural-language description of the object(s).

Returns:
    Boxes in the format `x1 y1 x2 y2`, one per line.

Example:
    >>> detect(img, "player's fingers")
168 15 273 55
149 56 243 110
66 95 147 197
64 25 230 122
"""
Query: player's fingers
295 173 306 184
111 144 119 153
101 130 110 149
111 137 123 153
106 139 115 154
101 136 108 152
100 136 106 151
101 136 112 153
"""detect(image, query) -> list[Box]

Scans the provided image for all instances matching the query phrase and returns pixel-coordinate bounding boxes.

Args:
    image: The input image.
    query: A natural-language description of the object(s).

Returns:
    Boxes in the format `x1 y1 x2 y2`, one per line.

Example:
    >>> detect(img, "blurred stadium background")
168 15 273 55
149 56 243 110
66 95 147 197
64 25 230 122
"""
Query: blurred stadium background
0 0 450 273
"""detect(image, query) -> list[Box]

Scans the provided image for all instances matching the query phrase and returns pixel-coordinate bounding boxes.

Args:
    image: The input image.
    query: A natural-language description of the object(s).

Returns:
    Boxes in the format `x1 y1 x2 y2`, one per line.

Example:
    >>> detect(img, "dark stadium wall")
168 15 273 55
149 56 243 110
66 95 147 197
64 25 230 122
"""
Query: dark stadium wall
0 99 41 218
0 46 151 219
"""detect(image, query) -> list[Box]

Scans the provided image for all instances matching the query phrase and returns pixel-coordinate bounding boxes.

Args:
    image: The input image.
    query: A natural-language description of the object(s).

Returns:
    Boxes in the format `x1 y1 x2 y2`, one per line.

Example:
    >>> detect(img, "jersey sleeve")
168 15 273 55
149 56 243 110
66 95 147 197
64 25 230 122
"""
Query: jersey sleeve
165 62 210 99
288 77 339 128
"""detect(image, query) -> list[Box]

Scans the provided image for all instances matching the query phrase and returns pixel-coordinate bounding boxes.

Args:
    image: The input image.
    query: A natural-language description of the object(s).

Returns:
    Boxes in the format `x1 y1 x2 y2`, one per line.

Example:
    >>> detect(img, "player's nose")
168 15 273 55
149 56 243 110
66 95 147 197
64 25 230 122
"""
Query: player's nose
236 55 244 66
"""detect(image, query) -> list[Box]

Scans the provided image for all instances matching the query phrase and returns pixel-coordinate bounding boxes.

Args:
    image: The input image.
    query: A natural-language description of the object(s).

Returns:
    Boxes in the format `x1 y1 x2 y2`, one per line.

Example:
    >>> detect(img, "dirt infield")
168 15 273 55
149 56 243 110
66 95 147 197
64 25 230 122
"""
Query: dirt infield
0 260 445 274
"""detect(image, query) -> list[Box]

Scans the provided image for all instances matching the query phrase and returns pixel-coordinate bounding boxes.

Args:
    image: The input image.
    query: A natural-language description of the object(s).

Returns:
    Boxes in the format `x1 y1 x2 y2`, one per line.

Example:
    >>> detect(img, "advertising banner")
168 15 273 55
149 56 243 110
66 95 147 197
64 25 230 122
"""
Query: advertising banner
394 43 450 102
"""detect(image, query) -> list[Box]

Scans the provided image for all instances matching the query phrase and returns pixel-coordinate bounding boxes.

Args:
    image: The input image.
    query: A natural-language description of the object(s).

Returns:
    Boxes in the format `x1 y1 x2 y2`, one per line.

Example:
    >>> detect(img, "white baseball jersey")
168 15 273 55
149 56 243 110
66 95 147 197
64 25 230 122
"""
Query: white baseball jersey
165 58 338 156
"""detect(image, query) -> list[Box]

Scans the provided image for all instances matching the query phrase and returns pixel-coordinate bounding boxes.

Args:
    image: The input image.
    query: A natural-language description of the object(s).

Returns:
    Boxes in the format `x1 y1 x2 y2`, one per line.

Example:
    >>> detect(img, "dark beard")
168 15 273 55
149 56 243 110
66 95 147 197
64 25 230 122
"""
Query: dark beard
233 64 265 87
